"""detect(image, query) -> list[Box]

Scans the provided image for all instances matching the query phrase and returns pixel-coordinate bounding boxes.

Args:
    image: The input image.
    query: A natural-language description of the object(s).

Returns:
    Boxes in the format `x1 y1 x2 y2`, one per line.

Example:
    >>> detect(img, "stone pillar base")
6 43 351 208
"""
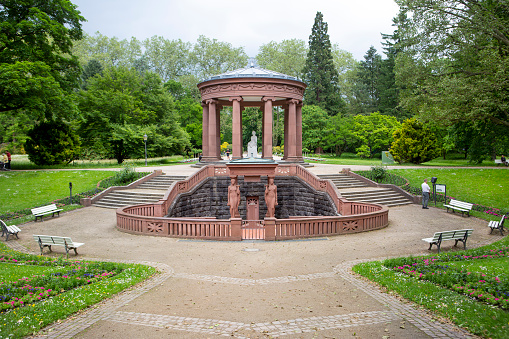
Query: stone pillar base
230 218 242 241
264 217 276 241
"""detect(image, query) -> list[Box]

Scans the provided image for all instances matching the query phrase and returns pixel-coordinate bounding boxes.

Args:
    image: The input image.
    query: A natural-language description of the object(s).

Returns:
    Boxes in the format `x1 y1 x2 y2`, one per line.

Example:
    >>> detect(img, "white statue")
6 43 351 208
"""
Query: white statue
247 131 258 158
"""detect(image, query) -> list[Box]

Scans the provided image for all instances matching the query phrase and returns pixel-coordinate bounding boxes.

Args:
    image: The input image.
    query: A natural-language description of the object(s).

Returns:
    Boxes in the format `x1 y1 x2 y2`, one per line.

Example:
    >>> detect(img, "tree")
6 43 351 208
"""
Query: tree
0 0 84 118
25 120 80 165
302 105 330 152
394 0 509 129
352 112 401 158
352 46 382 114
390 118 439 164
331 45 358 115
78 66 189 163
190 35 248 80
302 12 345 115
142 36 192 81
256 39 308 78
323 115 357 156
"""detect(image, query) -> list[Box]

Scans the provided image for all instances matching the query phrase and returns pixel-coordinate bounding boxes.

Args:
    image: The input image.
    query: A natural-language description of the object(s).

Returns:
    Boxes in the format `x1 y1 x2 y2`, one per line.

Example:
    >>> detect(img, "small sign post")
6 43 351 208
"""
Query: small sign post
435 184 446 206
69 182 73 205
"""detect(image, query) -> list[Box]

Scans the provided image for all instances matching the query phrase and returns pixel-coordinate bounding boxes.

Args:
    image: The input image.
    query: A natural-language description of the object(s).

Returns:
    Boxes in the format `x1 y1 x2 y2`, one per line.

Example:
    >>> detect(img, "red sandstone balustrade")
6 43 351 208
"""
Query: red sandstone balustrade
116 164 389 241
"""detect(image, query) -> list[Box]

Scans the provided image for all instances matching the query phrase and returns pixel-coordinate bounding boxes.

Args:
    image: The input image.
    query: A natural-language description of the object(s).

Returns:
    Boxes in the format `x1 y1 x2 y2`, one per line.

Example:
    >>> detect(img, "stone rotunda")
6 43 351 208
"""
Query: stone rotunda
197 59 307 164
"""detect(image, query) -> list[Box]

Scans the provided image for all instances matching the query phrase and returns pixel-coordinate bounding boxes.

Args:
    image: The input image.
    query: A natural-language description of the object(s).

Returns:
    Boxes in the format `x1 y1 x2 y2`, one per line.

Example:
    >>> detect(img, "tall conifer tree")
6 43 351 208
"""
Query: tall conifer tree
302 12 344 116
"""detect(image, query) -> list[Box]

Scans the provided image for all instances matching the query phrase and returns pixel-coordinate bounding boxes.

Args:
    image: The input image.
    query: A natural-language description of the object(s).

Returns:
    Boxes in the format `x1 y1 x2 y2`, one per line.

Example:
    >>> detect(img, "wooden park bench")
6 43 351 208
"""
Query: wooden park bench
1 220 21 241
422 229 473 253
488 215 506 236
443 199 473 217
33 235 84 257
31 204 63 222
495 159 508 166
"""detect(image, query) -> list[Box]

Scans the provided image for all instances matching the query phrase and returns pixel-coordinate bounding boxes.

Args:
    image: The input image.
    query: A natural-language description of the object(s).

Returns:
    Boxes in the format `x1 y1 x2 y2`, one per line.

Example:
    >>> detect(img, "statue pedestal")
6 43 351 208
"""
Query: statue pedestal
230 218 242 241
264 217 276 241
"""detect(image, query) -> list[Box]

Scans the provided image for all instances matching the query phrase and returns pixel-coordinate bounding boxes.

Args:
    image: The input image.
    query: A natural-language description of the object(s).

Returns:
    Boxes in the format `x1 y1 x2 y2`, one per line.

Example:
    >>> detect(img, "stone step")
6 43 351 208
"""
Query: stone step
318 174 414 207
136 175 187 190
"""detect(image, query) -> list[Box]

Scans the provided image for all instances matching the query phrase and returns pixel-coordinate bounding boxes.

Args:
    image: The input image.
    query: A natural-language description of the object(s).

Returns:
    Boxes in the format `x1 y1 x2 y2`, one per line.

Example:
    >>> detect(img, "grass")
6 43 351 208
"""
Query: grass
0 170 115 213
9 154 193 170
388 168 509 213
304 152 504 167
353 236 509 339
0 243 156 338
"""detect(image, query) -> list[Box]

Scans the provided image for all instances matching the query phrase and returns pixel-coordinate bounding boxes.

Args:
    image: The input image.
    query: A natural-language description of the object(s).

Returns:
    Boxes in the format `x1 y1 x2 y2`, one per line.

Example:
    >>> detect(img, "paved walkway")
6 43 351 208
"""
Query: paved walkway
8 163 498 338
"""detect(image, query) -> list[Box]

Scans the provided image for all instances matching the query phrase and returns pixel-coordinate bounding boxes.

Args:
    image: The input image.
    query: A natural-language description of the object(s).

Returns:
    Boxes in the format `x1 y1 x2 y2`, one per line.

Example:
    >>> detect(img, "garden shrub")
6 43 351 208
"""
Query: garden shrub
25 120 80 166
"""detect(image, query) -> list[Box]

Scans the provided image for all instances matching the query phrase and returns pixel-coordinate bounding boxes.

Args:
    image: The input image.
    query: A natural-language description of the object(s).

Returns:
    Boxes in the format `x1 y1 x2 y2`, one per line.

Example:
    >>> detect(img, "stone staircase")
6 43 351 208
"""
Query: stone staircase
318 174 413 207
136 175 187 190
93 175 187 209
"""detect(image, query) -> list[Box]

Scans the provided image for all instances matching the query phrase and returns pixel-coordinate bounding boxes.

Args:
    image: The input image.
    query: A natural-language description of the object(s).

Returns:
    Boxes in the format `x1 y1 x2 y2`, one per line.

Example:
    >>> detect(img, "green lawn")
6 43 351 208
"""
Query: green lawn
388 168 509 210
0 170 114 213
10 154 192 170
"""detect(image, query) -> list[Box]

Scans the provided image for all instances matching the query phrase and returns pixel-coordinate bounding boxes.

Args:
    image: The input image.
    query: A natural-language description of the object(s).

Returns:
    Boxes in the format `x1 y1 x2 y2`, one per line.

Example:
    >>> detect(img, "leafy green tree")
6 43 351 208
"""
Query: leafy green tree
331 45 358 115
78 66 189 163
72 32 142 69
0 0 84 118
190 35 248 80
390 118 439 164
302 12 345 116
142 36 192 81
395 0 509 129
302 105 330 152
323 115 357 156
352 112 401 158
25 120 80 165
256 39 308 78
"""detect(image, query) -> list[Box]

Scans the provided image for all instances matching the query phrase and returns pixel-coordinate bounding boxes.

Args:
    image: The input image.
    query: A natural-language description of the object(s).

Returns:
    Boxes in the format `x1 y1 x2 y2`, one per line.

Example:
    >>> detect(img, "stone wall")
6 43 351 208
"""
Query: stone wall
167 176 338 219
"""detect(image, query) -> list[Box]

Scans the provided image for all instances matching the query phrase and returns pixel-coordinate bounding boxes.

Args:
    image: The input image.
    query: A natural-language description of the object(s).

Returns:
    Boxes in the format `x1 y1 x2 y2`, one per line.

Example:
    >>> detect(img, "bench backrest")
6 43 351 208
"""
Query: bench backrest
431 229 473 241
500 215 506 226
449 199 473 209
31 204 59 214
33 235 75 247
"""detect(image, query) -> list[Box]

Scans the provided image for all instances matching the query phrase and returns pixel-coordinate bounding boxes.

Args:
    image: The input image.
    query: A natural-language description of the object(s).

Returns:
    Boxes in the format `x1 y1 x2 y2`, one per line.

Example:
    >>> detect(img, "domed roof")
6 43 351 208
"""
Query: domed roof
202 58 302 83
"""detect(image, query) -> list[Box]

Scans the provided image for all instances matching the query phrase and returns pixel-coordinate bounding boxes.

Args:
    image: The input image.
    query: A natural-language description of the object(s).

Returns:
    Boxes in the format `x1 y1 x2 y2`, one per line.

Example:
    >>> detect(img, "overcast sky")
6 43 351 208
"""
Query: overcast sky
71 0 400 61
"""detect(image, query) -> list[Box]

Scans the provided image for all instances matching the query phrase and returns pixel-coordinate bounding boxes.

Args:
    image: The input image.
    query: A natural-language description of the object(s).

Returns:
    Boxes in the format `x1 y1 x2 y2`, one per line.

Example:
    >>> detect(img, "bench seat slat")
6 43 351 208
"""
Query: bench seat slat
422 229 473 253
33 235 84 256
31 204 63 221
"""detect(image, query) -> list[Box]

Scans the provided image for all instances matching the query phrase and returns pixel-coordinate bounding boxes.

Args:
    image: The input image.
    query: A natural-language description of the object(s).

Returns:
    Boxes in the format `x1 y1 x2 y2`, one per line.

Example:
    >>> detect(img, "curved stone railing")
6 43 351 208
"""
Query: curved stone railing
116 164 389 241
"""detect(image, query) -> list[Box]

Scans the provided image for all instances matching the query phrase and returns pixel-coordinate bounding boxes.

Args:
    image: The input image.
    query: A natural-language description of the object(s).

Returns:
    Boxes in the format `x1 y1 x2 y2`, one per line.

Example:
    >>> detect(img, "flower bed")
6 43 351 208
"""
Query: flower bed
385 247 509 310
0 255 122 312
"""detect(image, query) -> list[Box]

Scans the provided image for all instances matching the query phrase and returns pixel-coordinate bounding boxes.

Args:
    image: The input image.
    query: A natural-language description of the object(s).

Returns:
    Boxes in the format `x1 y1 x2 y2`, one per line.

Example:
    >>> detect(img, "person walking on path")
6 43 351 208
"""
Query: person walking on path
422 178 430 209
5 150 11 170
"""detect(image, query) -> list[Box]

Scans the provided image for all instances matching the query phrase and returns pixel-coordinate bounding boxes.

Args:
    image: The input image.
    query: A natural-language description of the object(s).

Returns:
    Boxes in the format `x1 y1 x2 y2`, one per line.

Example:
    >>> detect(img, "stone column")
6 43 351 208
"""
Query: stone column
262 97 275 159
201 102 209 158
283 104 289 160
203 99 218 162
216 104 222 160
296 101 303 161
286 99 298 160
230 97 243 160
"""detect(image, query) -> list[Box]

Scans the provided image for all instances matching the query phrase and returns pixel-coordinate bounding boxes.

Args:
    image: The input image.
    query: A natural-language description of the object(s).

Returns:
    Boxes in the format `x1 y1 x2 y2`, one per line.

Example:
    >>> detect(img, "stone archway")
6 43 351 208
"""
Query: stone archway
197 60 307 164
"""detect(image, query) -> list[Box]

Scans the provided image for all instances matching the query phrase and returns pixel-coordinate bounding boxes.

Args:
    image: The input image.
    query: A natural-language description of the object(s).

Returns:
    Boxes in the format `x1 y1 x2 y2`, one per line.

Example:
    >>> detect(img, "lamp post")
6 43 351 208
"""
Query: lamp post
143 134 148 166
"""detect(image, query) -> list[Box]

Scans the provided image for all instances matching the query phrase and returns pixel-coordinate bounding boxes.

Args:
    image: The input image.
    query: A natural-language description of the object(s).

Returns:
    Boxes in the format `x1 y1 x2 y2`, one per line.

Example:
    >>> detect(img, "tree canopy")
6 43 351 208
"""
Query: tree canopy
395 0 509 129
0 0 84 118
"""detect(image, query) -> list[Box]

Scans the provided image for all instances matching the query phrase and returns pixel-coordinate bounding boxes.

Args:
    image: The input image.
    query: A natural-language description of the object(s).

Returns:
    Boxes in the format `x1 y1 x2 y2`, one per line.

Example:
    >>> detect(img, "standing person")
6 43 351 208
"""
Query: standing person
5 150 11 170
226 149 230 160
422 179 431 209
